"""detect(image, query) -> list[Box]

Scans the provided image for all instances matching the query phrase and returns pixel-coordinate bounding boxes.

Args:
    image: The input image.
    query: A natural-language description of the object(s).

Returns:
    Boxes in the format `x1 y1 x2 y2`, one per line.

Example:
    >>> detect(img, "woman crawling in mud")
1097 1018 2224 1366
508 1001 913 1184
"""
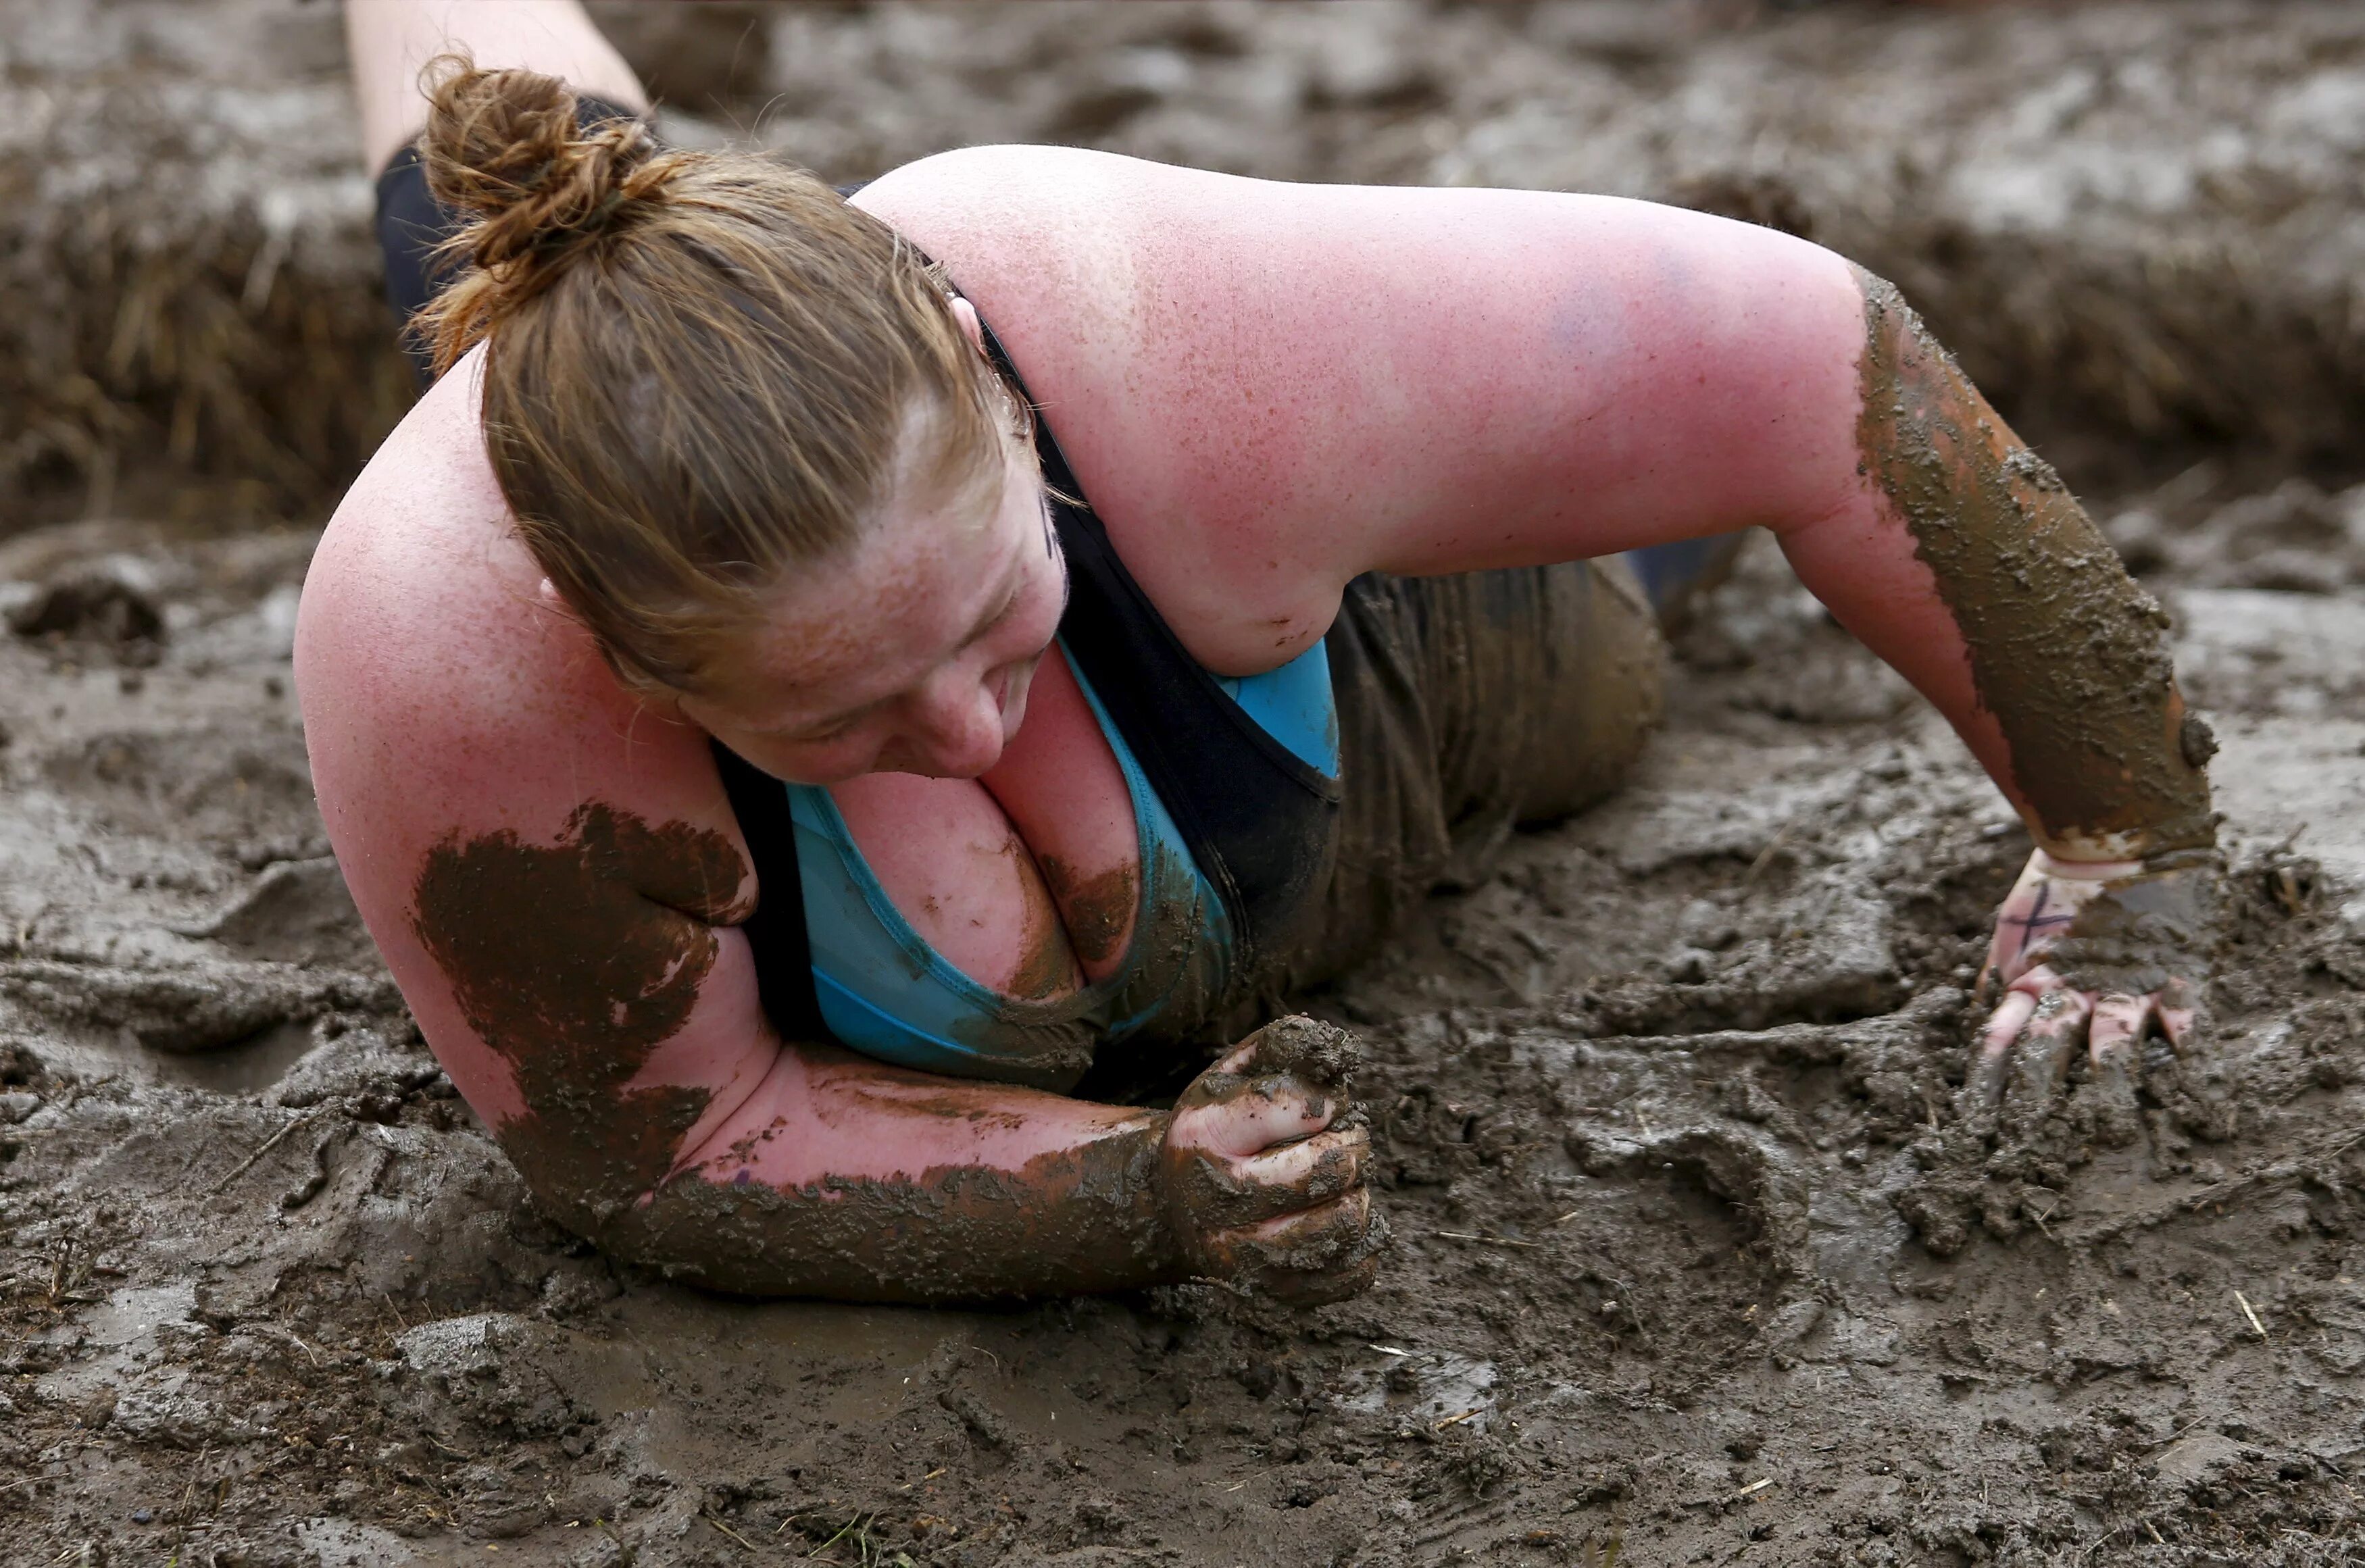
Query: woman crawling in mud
297 0 2222 1305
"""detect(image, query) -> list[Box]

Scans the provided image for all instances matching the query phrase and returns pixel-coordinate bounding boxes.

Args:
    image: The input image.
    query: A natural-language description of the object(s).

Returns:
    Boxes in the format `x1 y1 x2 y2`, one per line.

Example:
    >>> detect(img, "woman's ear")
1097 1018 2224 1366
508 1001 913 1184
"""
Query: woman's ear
949 295 985 353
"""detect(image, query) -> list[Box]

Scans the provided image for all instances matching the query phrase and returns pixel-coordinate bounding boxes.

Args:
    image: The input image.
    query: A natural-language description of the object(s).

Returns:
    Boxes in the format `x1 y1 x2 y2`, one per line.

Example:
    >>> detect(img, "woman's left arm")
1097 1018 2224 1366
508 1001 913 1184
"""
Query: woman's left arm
1339 201 2218 1142
1775 263 2219 1147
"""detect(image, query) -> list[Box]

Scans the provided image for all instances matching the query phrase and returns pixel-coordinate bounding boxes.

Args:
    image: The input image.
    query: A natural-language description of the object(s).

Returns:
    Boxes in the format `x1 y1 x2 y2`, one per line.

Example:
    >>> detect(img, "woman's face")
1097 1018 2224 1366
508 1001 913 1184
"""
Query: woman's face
674 431 1066 786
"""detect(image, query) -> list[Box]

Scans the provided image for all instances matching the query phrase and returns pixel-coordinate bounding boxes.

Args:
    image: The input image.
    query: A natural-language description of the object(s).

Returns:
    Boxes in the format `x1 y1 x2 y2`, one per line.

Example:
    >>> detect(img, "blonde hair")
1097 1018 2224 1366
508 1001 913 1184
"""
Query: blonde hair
414 54 1020 694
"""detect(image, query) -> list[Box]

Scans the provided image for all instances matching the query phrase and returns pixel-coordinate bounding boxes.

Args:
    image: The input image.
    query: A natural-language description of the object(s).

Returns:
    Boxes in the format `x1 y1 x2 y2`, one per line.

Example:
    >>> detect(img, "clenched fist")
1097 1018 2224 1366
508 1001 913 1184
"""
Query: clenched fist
1160 1016 1386 1304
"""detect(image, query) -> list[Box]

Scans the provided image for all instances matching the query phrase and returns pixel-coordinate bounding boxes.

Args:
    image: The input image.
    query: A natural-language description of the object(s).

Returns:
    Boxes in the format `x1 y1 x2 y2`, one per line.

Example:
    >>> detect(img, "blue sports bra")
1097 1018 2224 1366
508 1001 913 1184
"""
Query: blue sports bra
776 638 1337 1090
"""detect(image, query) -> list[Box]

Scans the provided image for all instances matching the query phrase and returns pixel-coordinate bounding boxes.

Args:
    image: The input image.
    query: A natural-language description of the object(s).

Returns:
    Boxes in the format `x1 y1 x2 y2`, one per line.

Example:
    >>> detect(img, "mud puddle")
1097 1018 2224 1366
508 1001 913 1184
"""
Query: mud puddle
0 499 2359 1566
5 1 2365 1562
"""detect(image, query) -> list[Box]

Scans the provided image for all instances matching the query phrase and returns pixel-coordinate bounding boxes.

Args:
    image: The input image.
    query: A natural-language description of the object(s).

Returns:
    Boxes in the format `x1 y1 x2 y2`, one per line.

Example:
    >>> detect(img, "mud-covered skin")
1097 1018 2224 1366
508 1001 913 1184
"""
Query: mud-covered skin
2043 853 2220 1001
1161 1016 1386 1305
1856 268 2228 1161
605 1019 1379 1303
610 1113 1182 1301
1965 848 2223 1163
1976 851 2221 1008
408 803 750 1233
1853 267 2214 859
1036 854 1139 969
999 841 1083 1001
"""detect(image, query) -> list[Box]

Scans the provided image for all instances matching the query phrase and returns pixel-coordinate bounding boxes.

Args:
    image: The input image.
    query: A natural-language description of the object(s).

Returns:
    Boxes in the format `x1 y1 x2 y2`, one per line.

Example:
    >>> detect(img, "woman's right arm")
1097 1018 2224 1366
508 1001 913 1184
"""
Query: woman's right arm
296 363 1374 1301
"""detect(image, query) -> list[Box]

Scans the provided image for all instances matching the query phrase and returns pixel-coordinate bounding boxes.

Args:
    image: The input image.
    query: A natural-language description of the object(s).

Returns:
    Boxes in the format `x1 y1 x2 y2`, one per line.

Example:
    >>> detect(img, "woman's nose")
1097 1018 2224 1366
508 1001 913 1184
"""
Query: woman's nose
906 669 1006 777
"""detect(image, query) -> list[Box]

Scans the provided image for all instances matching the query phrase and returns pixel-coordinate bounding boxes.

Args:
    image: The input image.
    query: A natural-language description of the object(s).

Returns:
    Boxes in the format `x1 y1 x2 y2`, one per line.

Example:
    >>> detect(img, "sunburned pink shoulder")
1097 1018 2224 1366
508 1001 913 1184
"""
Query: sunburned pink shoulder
856 146 1867 670
294 355 772 1155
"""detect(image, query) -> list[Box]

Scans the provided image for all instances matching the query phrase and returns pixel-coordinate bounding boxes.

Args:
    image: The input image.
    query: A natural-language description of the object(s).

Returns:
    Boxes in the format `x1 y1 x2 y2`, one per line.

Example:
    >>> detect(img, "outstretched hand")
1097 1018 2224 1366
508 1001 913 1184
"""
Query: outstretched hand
1968 848 2221 1146
1160 1016 1385 1304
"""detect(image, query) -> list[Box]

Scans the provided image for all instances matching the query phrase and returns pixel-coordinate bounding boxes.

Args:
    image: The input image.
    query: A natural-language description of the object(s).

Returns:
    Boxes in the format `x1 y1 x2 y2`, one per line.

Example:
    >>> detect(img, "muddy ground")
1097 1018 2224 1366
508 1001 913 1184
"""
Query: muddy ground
4 3 2365 1565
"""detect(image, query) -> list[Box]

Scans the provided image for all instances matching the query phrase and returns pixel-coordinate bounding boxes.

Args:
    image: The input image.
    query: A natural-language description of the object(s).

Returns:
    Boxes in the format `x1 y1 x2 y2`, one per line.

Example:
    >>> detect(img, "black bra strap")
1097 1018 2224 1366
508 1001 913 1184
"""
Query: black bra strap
976 320 1341 974
711 740 826 1042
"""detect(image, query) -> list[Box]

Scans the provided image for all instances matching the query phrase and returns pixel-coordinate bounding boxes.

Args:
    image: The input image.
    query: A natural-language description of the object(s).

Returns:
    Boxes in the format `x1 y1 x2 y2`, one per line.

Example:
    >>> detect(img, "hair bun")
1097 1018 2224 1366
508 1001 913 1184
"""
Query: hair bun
418 53 665 283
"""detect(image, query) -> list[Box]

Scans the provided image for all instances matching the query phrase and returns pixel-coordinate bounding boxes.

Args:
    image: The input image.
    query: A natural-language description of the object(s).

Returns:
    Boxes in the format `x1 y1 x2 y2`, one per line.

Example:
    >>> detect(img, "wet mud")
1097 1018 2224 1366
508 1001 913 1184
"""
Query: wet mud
3 3 2365 1566
1854 270 2214 858
7 498 2361 1566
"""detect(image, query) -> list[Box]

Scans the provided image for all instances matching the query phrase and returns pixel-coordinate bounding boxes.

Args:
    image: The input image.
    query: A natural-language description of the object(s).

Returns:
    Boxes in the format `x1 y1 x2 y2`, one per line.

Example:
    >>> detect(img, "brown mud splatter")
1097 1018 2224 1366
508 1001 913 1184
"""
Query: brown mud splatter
1853 267 2214 856
831 1080 1034 1134
1037 853 1139 967
409 802 749 1233
612 1113 1180 1301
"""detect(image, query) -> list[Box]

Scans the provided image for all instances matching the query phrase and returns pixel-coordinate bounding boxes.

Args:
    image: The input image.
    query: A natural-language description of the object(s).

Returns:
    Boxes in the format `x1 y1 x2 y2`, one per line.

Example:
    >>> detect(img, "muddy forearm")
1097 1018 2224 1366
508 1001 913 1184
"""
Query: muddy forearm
588 1055 1187 1302
405 808 1187 1300
1813 266 2214 859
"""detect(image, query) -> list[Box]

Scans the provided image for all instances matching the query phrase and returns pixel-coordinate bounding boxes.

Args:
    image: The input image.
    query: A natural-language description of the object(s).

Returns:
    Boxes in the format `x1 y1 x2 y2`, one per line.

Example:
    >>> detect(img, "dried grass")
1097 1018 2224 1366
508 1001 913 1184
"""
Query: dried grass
0 204 414 536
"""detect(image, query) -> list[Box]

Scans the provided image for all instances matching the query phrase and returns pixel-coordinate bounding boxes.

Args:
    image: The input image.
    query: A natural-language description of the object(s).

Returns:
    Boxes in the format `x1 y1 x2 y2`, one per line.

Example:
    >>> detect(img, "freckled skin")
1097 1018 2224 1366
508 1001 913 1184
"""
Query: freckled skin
304 141 2220 1300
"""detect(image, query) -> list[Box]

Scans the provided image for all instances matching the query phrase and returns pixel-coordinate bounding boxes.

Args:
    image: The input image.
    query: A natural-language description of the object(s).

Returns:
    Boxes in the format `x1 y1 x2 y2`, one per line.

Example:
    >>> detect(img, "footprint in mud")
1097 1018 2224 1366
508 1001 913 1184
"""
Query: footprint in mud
1553 1126 1806 1361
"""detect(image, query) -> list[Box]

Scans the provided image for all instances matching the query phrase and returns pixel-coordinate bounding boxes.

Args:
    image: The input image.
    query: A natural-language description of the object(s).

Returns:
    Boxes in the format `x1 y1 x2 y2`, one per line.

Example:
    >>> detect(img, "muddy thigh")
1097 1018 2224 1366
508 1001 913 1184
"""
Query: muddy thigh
409 803 753 1234
1280 559 1666 992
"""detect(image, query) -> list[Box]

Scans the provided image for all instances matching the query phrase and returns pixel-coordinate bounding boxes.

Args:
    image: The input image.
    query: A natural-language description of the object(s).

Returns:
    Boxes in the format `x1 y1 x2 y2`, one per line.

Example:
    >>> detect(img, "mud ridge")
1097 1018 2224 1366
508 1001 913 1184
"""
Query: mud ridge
11 0 2365 536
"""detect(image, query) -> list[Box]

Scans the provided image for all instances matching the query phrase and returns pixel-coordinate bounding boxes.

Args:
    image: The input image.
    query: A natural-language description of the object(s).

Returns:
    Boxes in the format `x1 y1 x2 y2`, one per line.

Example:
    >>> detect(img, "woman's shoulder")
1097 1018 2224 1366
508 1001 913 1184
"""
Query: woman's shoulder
295 353 721 882
849 146 1237 287
856 144 1187 217
300 353 573 733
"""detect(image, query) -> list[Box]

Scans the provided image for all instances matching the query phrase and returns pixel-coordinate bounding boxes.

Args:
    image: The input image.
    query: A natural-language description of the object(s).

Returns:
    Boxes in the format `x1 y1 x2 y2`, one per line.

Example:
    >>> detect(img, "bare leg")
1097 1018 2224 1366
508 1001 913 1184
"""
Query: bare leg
345 0 650 175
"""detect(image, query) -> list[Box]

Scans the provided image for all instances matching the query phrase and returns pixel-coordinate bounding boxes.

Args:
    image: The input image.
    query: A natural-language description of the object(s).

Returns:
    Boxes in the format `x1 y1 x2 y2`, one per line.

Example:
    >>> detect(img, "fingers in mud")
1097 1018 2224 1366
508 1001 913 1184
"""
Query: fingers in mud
1213 1190 1391 1307
1172 1123 1370 1230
